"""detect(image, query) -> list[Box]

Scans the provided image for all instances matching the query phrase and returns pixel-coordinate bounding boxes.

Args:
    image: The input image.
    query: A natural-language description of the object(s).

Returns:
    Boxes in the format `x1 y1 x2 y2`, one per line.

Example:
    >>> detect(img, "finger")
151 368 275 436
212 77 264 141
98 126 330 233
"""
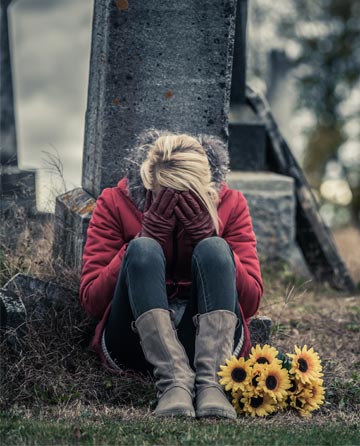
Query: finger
157 188 177 214
151 187 167 212
163 193 178 219
191 190 209 212
177 194 196 219
174 204 187 222
183 190 203 214
144 190 152 212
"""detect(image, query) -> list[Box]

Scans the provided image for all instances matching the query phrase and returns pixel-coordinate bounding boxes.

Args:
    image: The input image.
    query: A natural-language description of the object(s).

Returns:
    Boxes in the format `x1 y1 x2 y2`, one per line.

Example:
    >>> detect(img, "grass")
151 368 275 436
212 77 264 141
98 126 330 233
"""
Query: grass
1 218 360 445
1 412 359 445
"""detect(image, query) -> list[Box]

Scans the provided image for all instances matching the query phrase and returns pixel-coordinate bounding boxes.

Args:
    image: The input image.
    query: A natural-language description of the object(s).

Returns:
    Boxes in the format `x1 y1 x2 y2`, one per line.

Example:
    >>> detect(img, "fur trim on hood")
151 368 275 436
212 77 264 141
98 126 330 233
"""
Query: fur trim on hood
123 128 231 212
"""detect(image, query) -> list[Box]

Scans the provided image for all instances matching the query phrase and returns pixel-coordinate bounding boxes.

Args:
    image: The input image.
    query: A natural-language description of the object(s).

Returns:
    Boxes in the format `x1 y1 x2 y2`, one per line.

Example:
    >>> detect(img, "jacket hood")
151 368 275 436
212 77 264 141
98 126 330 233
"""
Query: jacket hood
120 128 231 212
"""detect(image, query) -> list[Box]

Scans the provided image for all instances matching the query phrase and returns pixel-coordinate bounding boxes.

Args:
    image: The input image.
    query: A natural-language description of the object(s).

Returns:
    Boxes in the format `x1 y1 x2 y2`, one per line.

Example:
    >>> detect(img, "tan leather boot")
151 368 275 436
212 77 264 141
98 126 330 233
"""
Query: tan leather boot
193 310 239 419
132 308 196 418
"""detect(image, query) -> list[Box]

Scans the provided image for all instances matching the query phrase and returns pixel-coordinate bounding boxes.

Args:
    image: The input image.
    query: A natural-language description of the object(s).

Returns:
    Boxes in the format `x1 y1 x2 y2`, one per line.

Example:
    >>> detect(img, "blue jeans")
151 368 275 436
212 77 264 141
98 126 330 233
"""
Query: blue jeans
103 236 243 374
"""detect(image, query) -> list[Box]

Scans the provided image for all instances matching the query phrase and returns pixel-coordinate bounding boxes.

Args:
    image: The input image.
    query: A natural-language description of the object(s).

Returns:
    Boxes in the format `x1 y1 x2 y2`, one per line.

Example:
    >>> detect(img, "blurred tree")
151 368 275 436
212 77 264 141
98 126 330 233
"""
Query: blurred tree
278 0 360 224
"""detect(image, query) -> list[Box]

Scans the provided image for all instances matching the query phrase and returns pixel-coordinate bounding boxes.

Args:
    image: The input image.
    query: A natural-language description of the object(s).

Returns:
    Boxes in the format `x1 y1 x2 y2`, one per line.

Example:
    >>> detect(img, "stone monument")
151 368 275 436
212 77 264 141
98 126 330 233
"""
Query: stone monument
226 0 355 291
53 0 355 292
54 0 239 270
0 0 37 220
0 0 272 351
226 0 308 278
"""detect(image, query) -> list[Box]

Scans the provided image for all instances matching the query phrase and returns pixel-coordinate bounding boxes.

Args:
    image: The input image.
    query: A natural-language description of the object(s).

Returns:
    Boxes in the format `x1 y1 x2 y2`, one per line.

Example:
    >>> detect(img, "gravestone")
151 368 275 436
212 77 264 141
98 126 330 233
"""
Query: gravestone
54 0 239 267
246 86 356 291
227 0 354 290
53 0 354 293
228 0 266 171
0 0 36 219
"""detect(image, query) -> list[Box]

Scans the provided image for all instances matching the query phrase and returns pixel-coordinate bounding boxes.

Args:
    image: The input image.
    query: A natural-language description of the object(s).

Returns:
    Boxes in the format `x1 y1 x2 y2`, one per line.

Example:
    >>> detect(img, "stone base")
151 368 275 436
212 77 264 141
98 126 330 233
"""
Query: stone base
0 287 27 351
1 273 80 351
228 105 267 171
53 188 96 272
3 273 77 316
249 316 272 346
226 171 311 278
0 166 37 215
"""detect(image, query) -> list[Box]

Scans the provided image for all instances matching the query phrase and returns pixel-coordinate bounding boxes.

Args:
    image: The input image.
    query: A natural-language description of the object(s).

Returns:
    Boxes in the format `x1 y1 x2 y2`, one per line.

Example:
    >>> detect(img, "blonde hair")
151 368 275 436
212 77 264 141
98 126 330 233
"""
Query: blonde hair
140 134 220 234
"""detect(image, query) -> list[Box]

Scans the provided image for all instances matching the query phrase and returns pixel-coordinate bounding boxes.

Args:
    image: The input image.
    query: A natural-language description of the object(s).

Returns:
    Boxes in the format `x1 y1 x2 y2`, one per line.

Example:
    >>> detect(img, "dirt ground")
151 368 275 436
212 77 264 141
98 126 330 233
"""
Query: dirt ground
0 223 359 425
257 225 360 422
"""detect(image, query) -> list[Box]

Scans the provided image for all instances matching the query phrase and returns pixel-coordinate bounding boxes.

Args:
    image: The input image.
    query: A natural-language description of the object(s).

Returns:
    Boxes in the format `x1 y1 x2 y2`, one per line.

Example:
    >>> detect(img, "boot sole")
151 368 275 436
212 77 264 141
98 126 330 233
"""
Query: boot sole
154 408 196 418
196 408 237 420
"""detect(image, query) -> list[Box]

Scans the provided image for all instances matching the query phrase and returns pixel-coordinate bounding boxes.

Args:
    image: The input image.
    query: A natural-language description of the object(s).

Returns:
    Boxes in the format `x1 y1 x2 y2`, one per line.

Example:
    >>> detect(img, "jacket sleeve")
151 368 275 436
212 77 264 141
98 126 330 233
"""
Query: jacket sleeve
79 188 128 320
222 191 264 319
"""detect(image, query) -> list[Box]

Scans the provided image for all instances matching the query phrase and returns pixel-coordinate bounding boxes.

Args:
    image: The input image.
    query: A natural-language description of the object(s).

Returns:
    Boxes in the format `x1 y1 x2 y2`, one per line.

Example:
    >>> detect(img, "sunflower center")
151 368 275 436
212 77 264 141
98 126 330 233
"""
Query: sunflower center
250 396 264 408
298 358 308 372
257 357 270 364
265 375 278 390
252 376 259 387
231 367 247 383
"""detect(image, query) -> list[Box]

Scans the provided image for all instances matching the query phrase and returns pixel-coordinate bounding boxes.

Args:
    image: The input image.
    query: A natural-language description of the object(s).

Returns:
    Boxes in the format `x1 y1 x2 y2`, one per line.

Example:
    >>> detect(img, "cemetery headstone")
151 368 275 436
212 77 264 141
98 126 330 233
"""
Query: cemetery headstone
0 0 36 219
54 0 239 266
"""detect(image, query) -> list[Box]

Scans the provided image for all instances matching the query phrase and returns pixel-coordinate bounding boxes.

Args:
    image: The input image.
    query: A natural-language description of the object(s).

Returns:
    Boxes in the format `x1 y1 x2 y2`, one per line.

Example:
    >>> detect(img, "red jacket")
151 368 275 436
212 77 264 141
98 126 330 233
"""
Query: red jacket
80 177 263 367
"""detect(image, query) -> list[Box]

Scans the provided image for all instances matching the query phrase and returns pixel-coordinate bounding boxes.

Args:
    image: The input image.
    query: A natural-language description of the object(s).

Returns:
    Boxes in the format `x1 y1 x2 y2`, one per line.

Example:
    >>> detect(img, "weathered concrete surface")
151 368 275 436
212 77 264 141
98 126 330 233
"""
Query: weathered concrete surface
228 0 266 171
0 0 17 166
0 166 37 214
226 170 311 278
53 188 96 271
82 0 238 198
3 273 77 317
1 273 79 350
228 105 266 171
0 287 26 350
249 316 272 346
226 171 295 258
54 0 239 268
0 0 38 223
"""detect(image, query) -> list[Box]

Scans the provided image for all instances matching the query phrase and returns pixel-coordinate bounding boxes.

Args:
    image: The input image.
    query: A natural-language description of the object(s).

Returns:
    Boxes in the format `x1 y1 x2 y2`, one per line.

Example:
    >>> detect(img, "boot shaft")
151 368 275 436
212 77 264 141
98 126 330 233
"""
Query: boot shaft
133 308 195 398
193 310 239 388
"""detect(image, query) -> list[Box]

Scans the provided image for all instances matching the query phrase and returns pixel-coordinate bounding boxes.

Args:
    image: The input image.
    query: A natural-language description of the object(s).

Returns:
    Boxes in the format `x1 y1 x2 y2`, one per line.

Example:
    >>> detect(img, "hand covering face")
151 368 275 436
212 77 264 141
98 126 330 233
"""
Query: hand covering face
174 190 215 247
139 187 178 247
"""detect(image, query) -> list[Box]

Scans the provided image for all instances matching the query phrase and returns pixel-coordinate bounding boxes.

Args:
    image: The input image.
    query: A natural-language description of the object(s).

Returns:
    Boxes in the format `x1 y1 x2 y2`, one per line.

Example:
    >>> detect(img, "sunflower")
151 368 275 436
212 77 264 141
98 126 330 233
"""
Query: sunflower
232 389 246 415
288 378 325 418
242 363 264 397
292 379 325 414
289 381 313 409
217 356 251 392
277 397 289 411
257 362 291 401
305 379 325 410
241 392 277 417
287 345 323 384
248 344 282 366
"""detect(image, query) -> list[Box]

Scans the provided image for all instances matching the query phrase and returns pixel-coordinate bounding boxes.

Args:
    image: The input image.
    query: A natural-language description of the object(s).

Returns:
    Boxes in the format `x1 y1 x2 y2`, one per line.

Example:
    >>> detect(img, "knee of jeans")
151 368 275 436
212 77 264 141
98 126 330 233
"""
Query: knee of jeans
193 237 235 269
126 237 165 269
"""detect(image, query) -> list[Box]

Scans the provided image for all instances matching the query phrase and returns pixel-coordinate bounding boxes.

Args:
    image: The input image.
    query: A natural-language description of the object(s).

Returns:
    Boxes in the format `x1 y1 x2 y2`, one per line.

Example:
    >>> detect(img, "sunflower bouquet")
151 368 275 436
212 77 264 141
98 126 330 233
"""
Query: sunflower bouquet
218 344 325 417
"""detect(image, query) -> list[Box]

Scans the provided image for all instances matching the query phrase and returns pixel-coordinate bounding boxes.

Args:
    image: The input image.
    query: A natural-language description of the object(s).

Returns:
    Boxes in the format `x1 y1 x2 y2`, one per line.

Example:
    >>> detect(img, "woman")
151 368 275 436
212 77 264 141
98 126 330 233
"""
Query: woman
80 129 263 419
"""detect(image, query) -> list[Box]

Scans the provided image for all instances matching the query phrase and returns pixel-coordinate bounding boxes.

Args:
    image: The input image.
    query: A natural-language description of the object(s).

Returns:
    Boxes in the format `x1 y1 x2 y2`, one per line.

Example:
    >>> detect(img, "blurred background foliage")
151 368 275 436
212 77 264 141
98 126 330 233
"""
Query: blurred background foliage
247 0 360 228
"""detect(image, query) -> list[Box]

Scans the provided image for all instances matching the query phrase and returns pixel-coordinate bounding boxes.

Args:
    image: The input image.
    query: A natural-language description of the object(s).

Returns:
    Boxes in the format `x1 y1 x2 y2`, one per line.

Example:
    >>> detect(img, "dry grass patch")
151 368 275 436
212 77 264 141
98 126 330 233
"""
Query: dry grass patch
1 220 359 426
